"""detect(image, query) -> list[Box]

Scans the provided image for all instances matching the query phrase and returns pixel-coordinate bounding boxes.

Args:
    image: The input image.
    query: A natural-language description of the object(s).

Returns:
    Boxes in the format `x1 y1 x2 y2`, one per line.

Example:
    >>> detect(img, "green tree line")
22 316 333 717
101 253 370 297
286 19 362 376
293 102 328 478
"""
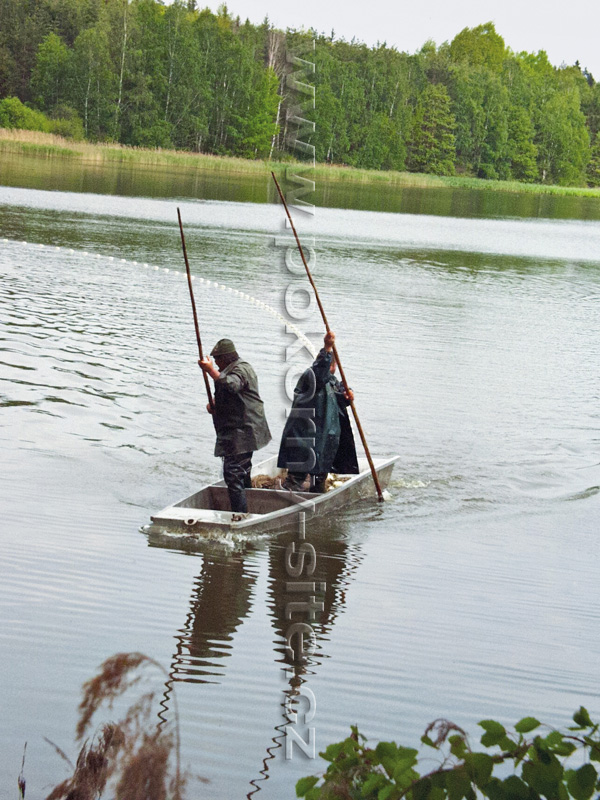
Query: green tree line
1 1 600 186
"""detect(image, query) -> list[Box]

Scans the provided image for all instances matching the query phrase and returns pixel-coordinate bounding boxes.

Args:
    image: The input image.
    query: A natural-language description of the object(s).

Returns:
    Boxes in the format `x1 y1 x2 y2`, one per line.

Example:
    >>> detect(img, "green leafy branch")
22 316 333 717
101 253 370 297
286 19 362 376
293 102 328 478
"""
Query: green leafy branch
296 707 600 800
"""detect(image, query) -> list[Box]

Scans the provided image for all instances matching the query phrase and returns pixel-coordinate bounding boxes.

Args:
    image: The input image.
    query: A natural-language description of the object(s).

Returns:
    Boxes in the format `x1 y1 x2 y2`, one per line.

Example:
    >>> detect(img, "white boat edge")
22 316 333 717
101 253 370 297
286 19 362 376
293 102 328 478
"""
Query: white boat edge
149 454 399 534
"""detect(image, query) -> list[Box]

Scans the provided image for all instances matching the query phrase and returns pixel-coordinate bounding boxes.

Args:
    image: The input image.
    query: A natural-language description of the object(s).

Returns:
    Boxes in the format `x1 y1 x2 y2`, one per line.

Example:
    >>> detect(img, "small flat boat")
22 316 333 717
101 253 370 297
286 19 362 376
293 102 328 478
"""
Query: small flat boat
150 454 398 535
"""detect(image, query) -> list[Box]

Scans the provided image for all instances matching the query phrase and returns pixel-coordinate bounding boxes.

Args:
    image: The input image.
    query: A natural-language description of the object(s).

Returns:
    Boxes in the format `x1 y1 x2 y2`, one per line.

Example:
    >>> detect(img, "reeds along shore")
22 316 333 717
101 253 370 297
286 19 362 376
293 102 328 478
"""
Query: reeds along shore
2 128 600 199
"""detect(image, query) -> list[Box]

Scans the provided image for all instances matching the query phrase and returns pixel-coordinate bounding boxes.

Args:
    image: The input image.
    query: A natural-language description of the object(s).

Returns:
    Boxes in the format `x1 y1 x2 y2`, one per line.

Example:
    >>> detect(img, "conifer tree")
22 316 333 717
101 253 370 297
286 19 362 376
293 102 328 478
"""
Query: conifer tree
587 131 600 186
507 106 538 181
408 83 456 175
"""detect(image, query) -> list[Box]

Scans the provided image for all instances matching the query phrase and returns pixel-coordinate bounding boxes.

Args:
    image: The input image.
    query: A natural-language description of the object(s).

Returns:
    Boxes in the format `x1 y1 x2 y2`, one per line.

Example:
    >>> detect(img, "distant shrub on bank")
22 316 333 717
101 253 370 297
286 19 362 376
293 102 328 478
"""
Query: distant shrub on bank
47 104 85 141
0 97 50 133
0 97 83 140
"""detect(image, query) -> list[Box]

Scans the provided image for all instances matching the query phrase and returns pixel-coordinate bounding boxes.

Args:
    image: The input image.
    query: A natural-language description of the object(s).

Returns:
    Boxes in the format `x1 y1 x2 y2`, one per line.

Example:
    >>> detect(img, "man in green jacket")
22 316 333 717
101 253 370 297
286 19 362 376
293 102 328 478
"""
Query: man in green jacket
199 338 271 513
278 331 359 493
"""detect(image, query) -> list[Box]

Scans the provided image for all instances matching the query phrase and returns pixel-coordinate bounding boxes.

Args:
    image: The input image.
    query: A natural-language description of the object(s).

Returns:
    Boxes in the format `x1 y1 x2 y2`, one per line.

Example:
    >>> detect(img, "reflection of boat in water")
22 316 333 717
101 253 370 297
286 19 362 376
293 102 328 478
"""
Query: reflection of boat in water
150 454 398 534
154 518 366 798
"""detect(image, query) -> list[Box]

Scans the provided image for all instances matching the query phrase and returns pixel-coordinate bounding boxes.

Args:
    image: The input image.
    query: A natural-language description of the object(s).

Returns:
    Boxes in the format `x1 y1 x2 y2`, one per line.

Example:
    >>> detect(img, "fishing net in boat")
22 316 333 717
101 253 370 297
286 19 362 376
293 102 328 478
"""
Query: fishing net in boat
251 474 284 489
250 472 351 492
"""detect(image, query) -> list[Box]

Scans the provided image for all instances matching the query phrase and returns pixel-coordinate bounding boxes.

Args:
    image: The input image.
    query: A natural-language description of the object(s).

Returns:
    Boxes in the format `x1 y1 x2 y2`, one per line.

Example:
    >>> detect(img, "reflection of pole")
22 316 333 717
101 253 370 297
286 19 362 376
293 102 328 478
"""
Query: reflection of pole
157 529 364 798
250 520 366 792
246 662 318 799
271 172 384 501
246 722 286 800
158 610 190 715
246 661 315 798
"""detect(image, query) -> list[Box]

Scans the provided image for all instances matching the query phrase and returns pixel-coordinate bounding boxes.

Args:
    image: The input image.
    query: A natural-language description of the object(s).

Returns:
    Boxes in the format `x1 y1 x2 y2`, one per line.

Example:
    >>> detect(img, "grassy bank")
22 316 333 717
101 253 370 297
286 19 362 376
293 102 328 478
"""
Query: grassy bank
0 128 279 174
311 164 600 198
2 128 600 199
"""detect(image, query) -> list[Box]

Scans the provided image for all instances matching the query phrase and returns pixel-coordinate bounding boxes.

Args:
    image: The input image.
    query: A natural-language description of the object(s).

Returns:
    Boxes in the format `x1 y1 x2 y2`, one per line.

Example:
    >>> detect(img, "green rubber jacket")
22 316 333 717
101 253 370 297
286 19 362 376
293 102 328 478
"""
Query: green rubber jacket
212 359 271 457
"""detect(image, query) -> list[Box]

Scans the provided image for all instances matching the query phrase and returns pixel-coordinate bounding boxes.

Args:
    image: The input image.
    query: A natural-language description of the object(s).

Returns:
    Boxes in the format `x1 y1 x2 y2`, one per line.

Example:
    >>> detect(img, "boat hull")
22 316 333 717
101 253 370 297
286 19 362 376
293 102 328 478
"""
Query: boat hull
149 455 398 536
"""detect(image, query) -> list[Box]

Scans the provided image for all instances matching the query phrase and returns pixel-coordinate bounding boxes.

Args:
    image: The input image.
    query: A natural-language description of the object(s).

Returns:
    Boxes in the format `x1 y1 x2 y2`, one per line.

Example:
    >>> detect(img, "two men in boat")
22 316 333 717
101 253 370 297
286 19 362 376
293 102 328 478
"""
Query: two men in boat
199 330 358 512
199 338 271 514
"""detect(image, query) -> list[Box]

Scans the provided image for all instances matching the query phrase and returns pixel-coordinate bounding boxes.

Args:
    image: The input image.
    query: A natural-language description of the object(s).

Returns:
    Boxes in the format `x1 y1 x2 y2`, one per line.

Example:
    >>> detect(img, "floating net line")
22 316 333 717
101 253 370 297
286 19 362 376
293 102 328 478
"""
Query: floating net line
4 238 318 358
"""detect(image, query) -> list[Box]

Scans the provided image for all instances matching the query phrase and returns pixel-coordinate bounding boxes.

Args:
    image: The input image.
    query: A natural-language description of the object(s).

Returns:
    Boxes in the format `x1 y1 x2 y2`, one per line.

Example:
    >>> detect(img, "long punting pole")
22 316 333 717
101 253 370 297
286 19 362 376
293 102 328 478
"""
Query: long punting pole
271 172 384 502
177 207 214 410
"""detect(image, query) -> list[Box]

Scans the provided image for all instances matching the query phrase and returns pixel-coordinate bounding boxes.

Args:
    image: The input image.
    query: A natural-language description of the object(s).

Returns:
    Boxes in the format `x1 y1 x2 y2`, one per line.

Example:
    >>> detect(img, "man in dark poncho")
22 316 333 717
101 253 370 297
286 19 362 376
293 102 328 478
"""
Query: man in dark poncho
278 331 359 493
199 338 271 513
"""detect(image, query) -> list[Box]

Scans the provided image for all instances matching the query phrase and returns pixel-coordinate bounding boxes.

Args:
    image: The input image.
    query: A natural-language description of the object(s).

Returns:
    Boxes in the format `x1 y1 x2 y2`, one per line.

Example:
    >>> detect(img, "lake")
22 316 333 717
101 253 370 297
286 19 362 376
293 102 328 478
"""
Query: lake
1 153 599 798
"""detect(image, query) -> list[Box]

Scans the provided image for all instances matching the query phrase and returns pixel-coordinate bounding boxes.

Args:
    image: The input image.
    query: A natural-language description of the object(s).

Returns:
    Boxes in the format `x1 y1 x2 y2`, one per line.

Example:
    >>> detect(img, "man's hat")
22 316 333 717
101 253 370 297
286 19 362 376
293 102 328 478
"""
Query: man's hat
211 338 237 357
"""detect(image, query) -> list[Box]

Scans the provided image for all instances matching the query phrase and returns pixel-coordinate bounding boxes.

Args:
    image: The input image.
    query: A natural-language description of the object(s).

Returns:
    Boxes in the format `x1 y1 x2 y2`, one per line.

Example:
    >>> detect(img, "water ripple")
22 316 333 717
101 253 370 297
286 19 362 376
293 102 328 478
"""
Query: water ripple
2 196 600 800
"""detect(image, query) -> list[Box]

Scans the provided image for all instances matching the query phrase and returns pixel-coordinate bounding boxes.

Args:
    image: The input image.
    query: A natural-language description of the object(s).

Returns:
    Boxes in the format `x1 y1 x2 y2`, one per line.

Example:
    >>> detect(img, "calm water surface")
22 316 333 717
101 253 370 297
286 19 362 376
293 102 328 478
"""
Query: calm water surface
0 170 599 799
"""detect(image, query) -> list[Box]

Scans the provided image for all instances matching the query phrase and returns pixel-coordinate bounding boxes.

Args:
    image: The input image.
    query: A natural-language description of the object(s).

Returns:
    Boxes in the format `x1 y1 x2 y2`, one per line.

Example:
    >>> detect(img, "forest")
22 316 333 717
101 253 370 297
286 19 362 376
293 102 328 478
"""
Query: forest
1 0 600 186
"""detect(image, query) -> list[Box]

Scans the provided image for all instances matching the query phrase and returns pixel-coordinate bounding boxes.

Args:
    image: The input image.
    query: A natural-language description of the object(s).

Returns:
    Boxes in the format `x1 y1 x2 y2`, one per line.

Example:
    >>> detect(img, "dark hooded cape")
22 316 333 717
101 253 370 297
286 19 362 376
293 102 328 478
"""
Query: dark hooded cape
277 349 359 475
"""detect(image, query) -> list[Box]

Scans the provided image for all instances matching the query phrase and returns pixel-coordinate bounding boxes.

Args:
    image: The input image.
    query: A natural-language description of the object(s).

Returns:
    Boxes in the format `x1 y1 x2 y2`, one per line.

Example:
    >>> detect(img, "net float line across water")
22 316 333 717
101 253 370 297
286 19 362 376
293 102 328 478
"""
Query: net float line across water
3 238 318 358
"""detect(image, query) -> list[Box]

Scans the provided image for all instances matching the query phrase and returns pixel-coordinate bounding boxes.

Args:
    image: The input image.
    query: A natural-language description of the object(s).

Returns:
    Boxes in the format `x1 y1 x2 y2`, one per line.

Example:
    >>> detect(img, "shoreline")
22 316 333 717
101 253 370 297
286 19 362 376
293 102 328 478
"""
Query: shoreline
2 129 600 200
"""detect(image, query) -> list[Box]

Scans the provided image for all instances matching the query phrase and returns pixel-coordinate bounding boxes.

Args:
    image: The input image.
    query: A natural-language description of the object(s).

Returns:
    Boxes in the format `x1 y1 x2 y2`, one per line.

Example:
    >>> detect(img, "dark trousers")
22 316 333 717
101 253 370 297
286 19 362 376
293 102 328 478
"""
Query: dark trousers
223 452 253 512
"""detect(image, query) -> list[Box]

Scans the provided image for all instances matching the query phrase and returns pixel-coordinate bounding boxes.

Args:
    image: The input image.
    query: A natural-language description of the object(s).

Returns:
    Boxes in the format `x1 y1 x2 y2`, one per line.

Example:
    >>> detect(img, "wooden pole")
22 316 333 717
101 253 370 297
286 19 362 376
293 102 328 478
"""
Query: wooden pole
177 207 214 410
271 172 384 502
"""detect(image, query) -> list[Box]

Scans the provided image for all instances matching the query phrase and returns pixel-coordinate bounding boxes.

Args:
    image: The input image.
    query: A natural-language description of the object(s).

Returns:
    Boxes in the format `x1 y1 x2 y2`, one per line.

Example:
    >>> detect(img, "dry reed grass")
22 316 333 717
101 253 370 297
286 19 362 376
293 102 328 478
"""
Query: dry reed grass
0 127 281 174
18 744 26 799
46 724 124 800
18 652 188 800
0 128 74 146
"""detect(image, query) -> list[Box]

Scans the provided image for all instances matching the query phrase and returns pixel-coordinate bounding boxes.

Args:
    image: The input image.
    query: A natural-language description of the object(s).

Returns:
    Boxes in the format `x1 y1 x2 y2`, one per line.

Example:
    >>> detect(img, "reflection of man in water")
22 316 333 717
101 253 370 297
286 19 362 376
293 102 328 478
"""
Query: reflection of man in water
278 331 359 493
199 338 271 513
186 553 255 681
157 526 363 791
